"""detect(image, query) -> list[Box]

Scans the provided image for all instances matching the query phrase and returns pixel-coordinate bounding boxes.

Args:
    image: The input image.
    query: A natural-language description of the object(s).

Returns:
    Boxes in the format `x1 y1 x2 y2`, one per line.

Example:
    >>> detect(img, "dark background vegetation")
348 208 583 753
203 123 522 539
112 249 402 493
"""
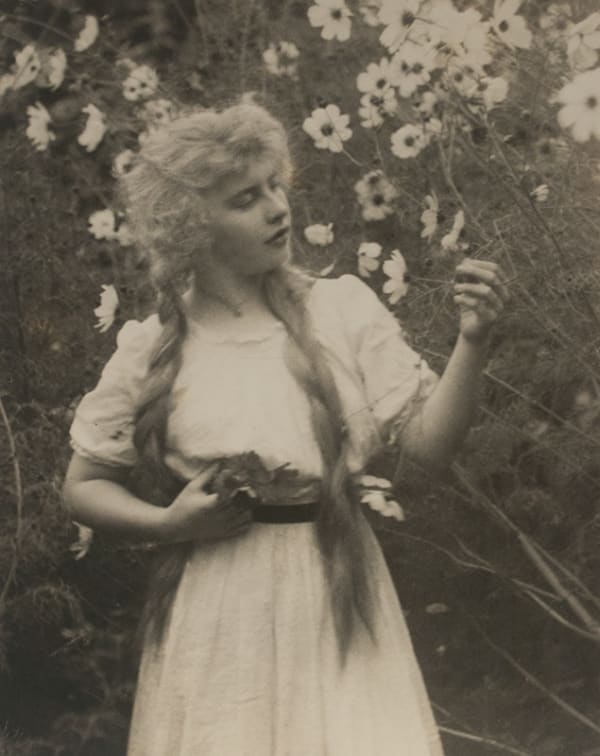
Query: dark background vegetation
1 0 600 754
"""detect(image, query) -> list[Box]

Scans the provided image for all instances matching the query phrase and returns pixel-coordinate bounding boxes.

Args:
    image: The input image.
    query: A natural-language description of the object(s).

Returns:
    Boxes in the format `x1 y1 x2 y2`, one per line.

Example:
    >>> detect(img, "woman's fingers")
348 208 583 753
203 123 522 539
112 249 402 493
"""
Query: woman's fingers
453 293 498 321
454 258 511 305
454 281 504 312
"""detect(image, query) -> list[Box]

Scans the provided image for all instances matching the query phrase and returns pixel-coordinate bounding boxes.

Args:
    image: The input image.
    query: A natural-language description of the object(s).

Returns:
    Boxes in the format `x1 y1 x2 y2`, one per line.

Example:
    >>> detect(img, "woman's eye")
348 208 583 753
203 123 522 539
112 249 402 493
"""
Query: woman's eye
234 193 255 208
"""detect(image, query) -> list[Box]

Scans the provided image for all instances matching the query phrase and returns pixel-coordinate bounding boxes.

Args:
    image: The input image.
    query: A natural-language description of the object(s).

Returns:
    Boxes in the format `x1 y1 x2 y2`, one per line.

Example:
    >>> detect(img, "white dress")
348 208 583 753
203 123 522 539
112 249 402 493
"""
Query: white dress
70 274 444 756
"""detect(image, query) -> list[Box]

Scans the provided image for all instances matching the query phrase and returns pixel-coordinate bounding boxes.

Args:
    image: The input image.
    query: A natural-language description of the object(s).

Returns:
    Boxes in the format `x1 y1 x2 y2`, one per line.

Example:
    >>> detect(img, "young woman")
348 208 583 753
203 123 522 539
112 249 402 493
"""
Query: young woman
63 100 509 755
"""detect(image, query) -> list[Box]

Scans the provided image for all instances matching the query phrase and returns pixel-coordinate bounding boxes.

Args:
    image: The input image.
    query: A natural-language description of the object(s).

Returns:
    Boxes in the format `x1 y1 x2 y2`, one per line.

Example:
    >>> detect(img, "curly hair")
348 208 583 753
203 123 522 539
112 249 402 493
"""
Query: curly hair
117 98 377 664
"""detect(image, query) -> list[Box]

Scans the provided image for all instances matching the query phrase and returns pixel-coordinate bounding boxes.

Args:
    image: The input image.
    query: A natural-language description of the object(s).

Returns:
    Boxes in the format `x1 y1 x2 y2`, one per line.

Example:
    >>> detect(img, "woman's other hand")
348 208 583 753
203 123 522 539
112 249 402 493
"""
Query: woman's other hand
161 466 253 544
453 258 511 346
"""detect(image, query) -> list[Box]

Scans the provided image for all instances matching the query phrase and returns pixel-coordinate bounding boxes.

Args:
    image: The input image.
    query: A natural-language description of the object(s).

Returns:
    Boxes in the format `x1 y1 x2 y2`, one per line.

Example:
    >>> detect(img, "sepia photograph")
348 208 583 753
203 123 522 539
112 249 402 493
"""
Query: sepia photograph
1 0 600 753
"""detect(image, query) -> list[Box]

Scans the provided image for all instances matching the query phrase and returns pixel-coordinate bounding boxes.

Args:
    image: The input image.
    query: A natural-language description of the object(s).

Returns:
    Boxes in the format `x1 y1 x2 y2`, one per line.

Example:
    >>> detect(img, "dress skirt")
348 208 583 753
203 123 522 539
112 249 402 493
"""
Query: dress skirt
127 520 444 756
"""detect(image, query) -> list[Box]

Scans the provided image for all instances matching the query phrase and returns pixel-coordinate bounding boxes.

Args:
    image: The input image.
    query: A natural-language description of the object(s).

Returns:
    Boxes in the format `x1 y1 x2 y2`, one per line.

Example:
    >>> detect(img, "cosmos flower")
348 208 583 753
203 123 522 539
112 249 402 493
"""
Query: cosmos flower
491 0 532 50
35 47 67 90
391 40 437 98
358 90 397 128
122 64 159 101
112 149 136 177
304 223 334 245
78 104 107 152
359 0 382 27
530 184 549 202
356 57 398 94
354 170 398 220
141 98 177 125
26 103 55 151
307 0 352 42
440 209 466 253
378 0 428 53
382 249 409 303
357 242 382 277
567 12 600 71
420 192 439 240
468 76 509 113
13 45 41 89
360 489 405 520
303 104 352 152
427 4 491 65
539 4 573 42
88 209 117 240
556 67 600 142
94 284 119 332
74 15 99 52
390 123 427 159
262 41 300 78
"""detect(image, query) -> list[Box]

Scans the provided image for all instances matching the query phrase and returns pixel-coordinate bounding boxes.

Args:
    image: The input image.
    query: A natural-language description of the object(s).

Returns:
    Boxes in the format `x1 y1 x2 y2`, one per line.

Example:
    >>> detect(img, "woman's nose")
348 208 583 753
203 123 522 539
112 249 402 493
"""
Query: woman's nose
265 190 288 222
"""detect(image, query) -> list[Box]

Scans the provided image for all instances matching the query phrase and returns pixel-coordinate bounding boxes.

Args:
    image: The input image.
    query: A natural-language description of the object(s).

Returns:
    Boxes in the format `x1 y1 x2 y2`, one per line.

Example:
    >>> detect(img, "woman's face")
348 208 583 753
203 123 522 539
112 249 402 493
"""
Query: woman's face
202 156 291 277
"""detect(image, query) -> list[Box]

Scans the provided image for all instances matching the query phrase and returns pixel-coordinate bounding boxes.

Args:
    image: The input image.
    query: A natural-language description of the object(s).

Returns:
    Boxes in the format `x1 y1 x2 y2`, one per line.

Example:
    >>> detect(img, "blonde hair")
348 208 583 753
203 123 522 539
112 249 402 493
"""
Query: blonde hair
118 99 377 663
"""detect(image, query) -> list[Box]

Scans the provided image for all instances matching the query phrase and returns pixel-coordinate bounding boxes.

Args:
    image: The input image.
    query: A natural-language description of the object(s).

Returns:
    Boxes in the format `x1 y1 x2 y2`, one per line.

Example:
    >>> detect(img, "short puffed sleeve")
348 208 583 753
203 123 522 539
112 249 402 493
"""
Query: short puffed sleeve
69 315 161 466
336 274 440 445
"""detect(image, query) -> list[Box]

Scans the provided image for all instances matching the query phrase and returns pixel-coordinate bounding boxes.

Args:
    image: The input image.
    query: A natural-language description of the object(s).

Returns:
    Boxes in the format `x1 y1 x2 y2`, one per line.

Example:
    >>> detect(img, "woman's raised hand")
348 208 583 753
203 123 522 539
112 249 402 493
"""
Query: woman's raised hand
160 465 253 544
453 258 511 346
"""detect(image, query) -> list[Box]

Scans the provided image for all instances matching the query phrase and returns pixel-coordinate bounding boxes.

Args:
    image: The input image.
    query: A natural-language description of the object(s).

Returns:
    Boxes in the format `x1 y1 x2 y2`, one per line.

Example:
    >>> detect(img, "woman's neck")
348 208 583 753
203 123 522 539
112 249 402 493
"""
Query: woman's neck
185 269 271 323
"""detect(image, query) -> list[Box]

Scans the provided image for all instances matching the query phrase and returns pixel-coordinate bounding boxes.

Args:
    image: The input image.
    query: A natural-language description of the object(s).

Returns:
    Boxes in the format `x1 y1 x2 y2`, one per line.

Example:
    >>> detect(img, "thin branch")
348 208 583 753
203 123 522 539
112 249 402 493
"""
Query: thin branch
439 727 533 756
476 625 600 737
0 395 23 610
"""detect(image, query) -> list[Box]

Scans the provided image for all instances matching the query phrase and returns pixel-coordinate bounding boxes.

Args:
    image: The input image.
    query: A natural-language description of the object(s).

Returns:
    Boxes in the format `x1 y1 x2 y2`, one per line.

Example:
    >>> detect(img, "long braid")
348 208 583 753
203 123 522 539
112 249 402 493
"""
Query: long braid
263 265 378 663
133 280 192 645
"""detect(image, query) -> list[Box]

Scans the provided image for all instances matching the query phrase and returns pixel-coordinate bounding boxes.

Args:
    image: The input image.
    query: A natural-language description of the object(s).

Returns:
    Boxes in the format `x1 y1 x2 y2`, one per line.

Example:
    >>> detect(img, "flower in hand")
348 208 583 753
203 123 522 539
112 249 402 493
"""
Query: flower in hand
453 258 510 345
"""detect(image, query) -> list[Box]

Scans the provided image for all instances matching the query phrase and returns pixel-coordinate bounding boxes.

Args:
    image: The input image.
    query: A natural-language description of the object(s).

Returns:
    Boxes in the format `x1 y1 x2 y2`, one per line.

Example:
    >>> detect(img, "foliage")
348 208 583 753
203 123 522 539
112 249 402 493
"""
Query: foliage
2 0 600 754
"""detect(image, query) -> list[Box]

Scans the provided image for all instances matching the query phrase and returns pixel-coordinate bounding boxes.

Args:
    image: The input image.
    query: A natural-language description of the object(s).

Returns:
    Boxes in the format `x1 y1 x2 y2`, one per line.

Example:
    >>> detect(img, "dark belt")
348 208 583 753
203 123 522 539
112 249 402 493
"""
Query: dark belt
231 489 320 524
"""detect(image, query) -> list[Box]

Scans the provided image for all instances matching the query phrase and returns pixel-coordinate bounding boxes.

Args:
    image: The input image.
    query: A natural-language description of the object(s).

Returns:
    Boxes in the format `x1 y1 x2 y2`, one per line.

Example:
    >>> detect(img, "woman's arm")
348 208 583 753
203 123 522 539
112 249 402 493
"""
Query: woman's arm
63 453 171 540
399 258 510 472
62 453 252 543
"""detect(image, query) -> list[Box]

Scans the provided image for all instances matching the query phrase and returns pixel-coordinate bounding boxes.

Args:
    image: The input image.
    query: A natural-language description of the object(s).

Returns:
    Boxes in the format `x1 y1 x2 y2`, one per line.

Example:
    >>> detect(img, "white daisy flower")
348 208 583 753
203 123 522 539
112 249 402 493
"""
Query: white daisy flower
467 76 509 113
382 249 409 303
262 41 300 78
491 0 532 50
413 89 438 117
567 12 600 71
391 40 437 98
357 242 382 278
360 489 405 521
356 57 398 94
420 192 439 240
359 0 382 27
358 90 397 129
88 209 117 240
26 102 55 151
35 47 67 90
74 15 99 52
443 55 483 98
304 223 334 246
302 104 352 152
94 284 119 332
122 64 159 101
530 184 549 202
378 0 428 53
390 123 427 159
354 170 398 221
539 4 573 42
556 67 600 142
359 474 392 489
13 44 41 90
428 4 491 65
141 98 177 125
78 104 107 152
440 209 466 252
112 148 136 177
115 222 134 246
307 0 352 42
0 73 15 98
